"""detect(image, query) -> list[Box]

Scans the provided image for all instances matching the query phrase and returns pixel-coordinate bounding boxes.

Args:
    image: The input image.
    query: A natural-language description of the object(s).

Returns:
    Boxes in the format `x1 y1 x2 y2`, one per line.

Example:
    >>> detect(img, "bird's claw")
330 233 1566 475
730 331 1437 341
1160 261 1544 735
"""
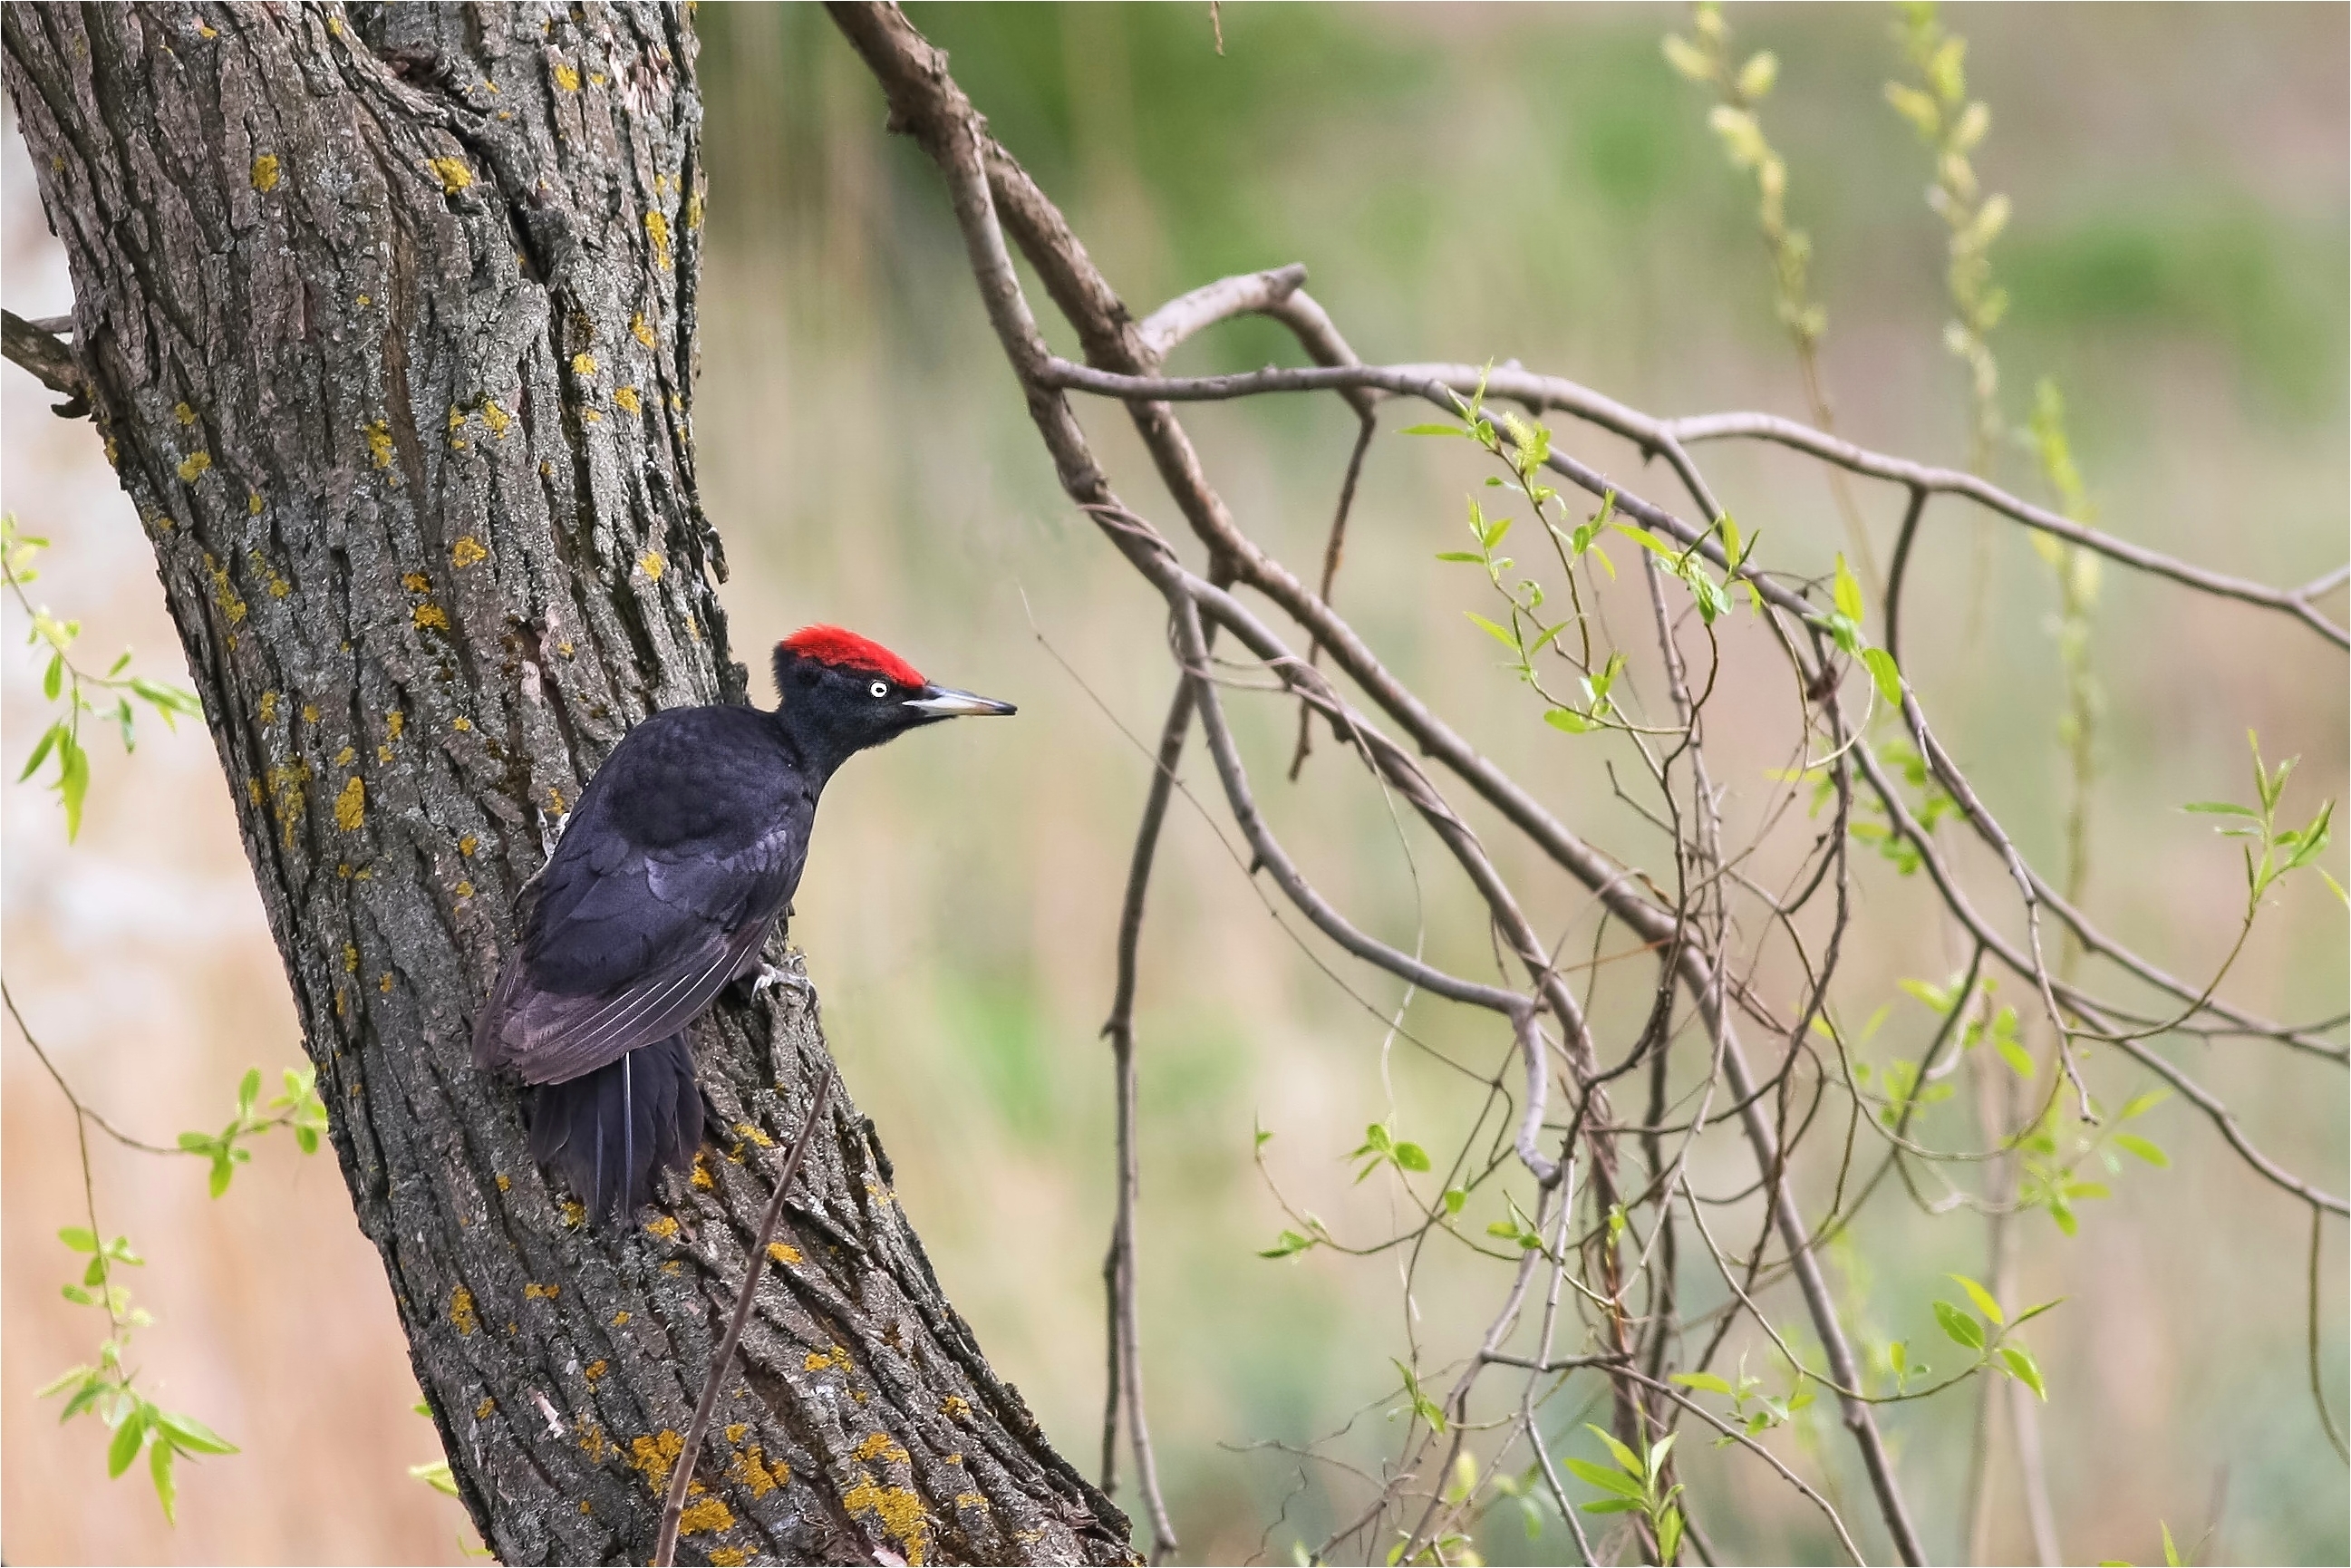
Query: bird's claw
751 961 813 1002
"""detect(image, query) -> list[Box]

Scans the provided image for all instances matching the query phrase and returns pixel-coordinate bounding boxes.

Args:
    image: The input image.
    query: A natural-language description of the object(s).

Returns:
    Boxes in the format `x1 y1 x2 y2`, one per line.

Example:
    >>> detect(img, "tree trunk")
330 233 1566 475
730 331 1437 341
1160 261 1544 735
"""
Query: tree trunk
1 5 1130 1563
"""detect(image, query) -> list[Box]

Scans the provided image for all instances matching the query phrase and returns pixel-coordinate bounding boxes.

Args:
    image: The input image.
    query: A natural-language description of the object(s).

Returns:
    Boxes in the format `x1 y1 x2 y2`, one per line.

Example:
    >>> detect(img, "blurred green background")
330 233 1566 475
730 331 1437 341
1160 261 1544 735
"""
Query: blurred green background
4 5 2345 1563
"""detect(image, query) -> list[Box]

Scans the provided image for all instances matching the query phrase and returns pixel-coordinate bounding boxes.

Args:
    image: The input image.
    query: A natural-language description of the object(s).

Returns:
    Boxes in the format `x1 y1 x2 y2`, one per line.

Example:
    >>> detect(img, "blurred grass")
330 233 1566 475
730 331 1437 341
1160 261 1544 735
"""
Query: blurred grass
5 5 2346 1563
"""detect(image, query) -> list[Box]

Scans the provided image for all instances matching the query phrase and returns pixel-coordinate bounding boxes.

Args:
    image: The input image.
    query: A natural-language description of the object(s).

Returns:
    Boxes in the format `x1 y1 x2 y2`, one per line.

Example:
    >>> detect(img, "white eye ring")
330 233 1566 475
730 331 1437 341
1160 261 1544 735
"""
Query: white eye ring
869 680 890 699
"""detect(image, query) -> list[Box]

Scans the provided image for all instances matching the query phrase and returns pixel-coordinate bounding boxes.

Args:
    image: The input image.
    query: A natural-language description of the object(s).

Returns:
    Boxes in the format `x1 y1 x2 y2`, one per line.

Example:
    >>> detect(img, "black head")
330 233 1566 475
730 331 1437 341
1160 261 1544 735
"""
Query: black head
770 625 1014 774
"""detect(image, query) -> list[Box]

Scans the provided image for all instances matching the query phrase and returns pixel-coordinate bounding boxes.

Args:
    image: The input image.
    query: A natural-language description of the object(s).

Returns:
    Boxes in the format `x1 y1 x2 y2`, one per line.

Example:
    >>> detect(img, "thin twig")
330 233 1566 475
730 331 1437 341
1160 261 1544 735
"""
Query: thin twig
1290 409 1378 779
654 1070 835 1568
2312 1205 2349 1465
1096 673 1197 1557
4 979 185 1157
1033 357 2348 646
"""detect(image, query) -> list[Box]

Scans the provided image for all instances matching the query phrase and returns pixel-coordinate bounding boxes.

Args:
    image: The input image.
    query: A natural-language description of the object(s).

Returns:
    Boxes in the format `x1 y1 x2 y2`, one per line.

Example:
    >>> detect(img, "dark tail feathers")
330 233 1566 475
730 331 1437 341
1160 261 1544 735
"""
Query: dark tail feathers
526 1036 704 1228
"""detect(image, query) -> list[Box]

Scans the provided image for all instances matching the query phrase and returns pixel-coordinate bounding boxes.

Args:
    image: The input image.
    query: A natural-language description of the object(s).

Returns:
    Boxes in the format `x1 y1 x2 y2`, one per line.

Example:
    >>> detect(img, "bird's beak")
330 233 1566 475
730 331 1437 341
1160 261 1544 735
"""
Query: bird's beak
904 683 1017 718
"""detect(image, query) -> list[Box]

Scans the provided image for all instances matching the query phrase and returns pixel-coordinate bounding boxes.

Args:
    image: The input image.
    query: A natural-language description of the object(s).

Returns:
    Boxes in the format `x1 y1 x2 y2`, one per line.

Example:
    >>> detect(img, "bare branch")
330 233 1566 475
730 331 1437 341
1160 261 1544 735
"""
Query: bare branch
1137 263 1307 364
1 306 89 416
1035 357 2347 645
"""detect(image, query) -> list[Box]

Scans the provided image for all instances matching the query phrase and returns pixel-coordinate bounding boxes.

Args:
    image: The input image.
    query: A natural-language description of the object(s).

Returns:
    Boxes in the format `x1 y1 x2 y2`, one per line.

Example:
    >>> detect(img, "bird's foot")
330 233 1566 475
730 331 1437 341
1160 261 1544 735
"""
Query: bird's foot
751 960 814 1002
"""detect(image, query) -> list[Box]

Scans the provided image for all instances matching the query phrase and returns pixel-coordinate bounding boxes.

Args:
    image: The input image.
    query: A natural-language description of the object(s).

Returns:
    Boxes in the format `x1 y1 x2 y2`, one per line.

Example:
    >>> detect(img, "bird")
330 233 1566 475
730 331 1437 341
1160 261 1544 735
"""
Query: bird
471 625 1015 1227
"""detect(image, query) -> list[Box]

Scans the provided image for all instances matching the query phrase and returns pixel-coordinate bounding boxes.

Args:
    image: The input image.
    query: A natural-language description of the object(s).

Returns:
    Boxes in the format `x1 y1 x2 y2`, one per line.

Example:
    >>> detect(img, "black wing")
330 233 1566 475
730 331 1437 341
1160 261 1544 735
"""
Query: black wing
472 711 807 1086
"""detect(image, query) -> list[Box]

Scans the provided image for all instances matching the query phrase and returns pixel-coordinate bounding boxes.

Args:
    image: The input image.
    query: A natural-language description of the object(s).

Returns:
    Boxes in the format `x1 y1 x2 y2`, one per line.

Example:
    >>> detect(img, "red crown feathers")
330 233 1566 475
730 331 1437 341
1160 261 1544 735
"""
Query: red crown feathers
777 625 925 688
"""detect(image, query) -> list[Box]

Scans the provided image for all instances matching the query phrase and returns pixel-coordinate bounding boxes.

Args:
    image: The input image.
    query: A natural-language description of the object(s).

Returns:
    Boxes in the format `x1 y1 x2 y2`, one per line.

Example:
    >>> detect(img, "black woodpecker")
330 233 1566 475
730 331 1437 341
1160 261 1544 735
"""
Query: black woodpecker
471 626 1014 1225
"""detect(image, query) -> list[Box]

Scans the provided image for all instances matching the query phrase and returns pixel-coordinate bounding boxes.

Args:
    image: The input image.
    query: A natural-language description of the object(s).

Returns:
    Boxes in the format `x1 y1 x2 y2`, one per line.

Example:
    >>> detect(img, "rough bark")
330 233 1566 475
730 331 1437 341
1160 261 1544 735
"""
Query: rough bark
1 5 1129 1563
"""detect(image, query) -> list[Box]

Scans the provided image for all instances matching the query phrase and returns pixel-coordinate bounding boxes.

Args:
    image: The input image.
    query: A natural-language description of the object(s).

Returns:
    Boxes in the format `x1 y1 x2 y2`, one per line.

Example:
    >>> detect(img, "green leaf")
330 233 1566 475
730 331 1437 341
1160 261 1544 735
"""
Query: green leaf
153 1409 237 1455
2118 1090 2171 1121
108 1407 148 1478
2181 801 2259 818
1544 707 1595 734
1662 33 1712 82
1258 1230 1315 1260
1584 1422 1644 1478
1669 1370 1733 1396
1580 1496 1645 1515
1833 554 1864 622
1434 550 1485 563
19 720 60 781
2162 1520 2182 1567
1613 523 1678 559
44 650 63 701
2000 1345 2046 1400
1646 1431 1676 1480
2009 1297 2066 1329
59 1226 99 1253
1862 646 1903 707
1899 977 1955 1014
237 1068 262 1114
1933 1300 1985 1350
150 1434 178 1524
208 1155 233 1199
1658 1505 1685 1566
1392 1141 1431 1173
58 731 89 841
1465 611 1518 649
61 1284 93 1305
1399 422 1466 439
35 1364 94 1399
1949 1274 2006 1326
1995 1035 2037 1079
1442 1186 1466 1216
2110 1132 2168 1167
1562 1457 1646 1499
410 1459 461 1498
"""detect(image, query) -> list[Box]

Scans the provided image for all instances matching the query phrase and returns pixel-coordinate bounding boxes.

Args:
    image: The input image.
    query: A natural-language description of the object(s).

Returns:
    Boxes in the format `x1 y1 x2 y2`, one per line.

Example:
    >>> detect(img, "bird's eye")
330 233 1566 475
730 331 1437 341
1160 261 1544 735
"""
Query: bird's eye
869 680 890 699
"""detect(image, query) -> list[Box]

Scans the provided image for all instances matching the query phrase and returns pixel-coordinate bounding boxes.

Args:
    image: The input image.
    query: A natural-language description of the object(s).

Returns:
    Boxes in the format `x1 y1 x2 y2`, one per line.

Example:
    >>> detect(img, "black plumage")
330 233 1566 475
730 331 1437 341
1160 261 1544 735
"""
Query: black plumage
471 628 1013 1226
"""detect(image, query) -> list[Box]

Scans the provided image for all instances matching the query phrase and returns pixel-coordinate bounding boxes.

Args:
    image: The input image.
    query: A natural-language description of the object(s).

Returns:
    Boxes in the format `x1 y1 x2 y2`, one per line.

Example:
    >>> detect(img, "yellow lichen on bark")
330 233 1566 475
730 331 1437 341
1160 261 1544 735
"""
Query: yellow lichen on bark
629 1430 683 1490
334 776 365 831
844 1476 931 1565
450 1286 478 1335
678 1496 735 1534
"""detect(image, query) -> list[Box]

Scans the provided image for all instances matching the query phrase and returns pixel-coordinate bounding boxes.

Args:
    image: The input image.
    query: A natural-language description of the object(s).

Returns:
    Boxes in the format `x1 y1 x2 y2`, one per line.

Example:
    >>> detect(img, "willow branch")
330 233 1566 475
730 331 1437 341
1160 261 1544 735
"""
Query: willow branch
1034 358 2346 646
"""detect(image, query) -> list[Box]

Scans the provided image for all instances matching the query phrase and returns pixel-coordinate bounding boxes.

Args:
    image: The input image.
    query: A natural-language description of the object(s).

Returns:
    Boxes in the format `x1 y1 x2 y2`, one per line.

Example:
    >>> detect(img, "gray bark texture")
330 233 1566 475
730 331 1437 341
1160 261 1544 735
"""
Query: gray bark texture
1 4 1131 1563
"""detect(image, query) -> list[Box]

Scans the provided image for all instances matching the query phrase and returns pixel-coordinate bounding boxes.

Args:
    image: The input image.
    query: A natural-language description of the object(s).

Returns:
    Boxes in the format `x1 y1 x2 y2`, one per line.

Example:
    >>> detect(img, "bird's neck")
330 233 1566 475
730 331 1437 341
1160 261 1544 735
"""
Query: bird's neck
766 704 854 789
